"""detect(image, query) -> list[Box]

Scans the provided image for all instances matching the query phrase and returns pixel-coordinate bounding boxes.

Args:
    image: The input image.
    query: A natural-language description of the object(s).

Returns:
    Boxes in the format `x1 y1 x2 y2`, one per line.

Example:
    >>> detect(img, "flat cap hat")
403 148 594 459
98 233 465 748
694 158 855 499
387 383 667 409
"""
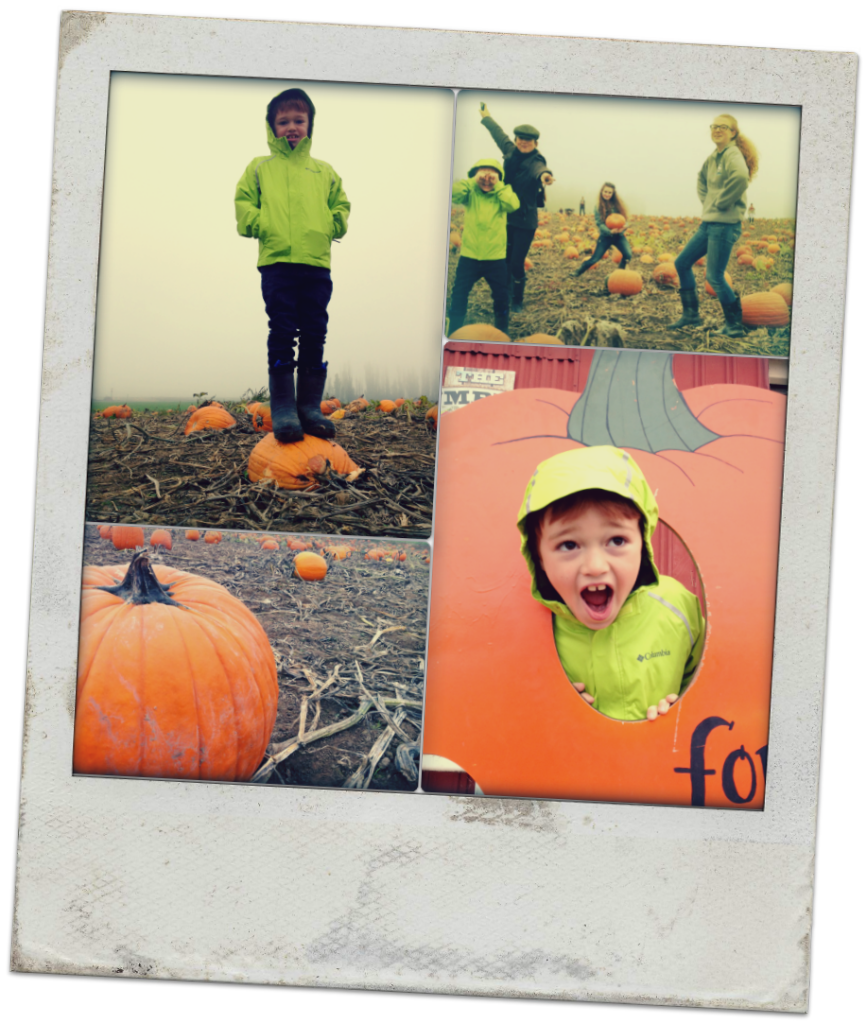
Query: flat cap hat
513 124 540 139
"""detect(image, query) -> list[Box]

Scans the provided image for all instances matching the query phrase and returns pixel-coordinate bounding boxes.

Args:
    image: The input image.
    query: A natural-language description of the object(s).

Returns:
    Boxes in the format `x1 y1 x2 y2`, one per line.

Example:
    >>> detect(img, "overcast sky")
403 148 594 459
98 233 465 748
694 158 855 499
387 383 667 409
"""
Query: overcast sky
93 74 454 402
455 91 801 219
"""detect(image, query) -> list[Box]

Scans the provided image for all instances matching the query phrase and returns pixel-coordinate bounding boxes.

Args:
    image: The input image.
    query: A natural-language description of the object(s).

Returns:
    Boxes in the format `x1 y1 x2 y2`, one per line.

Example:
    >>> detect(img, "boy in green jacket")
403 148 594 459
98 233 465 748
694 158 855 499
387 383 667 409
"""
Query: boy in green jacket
518 446 706 722
448 158 519 337
235 88 350 443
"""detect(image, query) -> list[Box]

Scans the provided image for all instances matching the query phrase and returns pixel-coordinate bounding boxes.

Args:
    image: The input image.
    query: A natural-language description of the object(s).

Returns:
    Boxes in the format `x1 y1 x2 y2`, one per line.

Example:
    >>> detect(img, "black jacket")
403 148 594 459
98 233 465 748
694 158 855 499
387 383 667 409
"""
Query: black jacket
482 116 552 231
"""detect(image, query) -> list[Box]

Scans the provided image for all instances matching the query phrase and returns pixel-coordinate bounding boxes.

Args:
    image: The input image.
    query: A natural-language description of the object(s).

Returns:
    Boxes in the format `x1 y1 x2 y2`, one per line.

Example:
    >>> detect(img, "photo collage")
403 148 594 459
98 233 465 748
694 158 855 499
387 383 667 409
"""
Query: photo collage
80 74 797 809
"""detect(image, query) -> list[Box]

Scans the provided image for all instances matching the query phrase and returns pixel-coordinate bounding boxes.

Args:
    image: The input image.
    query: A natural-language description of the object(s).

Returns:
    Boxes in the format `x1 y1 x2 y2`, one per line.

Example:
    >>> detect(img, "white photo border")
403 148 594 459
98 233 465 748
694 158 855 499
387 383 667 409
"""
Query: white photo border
13 11 856 1011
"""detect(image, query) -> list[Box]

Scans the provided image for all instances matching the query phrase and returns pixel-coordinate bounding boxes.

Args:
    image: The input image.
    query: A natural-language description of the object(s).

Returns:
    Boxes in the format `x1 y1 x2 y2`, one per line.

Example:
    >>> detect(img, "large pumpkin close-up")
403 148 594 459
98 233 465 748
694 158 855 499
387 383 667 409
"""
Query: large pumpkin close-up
74 551 278 781
741 291 791 328
423 350 786 808
247 434 360 491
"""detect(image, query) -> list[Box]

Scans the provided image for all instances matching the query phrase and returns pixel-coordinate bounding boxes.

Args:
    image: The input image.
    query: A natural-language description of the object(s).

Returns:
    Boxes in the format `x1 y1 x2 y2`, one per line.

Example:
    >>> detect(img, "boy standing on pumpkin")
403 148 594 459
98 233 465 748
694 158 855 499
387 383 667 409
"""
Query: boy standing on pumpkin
448 158 520 337
235 88 350 443
518 446 705 721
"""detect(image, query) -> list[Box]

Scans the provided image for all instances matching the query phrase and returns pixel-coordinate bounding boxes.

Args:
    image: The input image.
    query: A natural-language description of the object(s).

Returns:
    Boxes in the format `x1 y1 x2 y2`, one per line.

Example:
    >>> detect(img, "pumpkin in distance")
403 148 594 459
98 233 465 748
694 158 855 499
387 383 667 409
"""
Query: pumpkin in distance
74 551 277 781
111 526 145 551
294 552 328 581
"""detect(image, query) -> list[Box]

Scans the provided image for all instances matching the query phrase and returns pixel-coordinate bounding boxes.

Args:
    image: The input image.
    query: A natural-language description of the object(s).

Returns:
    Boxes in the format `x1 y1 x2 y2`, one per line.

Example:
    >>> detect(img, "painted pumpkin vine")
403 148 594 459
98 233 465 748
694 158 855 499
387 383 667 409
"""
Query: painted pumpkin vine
424 350 786 808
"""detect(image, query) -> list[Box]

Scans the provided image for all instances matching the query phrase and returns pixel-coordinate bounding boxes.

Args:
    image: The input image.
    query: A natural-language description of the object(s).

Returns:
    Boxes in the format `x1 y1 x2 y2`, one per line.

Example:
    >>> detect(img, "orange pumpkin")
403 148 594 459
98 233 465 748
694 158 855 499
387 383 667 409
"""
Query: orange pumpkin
185 530 200 541
704 271 734 298
737 254 755 266
395 398 406 409
448 324 511 342
605 213 626 231
524 258 533 271
564 246 580 259
97 524 112 539
423 350 785 808
261 539 280 551
294 552 328 581
653 262 680 289
321 399 339 415
74 551 277 781
379 400 397 414
771 282 793 307
247 434 360 491
184 406 237 435
426 406 439 430
111 526 145 551
149 529 173 551
741 292 791 328
204 531 223 544
449 231 462 249
607 269 643 296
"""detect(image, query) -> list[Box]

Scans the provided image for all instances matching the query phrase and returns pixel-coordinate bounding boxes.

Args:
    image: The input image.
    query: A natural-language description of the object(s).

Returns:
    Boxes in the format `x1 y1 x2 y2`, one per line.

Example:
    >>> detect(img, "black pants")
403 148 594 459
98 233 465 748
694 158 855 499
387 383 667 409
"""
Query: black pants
259 262 333 372
449 257 510 332
506 226 536 283
577 232 633 273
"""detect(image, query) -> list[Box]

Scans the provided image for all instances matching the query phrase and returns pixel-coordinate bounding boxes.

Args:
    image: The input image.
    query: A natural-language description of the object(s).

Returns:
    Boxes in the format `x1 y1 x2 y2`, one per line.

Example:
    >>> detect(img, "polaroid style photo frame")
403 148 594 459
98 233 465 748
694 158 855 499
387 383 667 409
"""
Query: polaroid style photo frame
12 11 856 1012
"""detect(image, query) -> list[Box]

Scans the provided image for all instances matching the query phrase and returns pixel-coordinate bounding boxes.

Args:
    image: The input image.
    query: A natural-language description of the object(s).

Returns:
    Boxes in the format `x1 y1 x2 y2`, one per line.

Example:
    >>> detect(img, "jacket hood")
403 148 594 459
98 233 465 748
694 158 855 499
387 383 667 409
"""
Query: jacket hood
469 157 505 179
517 446 660 622
266 119 313 158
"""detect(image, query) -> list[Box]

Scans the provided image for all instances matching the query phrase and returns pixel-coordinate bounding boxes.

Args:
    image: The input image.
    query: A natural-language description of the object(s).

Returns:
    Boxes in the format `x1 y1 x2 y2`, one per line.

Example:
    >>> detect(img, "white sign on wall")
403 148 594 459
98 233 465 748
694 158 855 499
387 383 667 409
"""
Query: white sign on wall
442 366 516 412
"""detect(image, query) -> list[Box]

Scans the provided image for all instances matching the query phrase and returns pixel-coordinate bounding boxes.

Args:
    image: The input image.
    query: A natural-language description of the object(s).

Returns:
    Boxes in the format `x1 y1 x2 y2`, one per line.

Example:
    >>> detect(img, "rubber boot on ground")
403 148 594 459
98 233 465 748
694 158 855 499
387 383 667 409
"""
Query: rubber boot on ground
511 278 525 313
494 312 510 338
713 295 745 337
269 370 304 444
297 363 337 439
667 287 702 330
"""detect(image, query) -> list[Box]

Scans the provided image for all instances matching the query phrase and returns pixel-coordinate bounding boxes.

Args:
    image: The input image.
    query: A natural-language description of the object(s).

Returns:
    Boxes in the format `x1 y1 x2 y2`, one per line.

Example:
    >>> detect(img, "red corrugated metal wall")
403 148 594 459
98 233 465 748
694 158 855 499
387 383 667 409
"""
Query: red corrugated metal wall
442 344 770 392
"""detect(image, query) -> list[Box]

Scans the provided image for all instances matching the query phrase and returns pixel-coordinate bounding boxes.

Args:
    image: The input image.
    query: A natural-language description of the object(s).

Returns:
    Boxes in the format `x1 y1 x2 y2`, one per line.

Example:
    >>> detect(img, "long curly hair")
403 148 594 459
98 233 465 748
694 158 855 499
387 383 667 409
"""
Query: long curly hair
597 183 628 220
717 114 759 180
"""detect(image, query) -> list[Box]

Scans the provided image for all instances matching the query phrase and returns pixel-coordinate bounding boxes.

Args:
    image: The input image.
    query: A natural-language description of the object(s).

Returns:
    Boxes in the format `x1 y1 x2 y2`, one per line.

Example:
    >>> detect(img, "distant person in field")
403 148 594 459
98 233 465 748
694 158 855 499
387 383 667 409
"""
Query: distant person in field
479 102 555 313
234 88 350 444
748 203 756 224
448 158 519 336
579 196 586 215
668 114 759 338
572 183 633 278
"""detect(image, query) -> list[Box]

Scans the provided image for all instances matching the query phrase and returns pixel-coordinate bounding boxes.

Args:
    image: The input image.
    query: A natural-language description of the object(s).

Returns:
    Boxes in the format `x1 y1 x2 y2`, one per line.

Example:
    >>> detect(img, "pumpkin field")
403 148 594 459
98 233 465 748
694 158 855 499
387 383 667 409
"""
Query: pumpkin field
81 525 430 790
447 209 794 355
85 396 437 539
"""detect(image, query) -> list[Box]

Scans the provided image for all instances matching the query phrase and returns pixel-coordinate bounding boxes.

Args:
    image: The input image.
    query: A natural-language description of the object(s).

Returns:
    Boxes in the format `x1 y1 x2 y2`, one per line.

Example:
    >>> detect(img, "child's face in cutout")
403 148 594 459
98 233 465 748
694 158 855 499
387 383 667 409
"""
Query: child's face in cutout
537 503 643 630
274 106 310 147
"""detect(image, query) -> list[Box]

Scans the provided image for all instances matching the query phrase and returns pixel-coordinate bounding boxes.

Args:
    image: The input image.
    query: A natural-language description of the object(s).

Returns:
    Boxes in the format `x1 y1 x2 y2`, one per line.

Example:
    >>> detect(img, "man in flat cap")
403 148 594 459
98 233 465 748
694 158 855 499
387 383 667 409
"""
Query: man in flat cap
480 103 555 313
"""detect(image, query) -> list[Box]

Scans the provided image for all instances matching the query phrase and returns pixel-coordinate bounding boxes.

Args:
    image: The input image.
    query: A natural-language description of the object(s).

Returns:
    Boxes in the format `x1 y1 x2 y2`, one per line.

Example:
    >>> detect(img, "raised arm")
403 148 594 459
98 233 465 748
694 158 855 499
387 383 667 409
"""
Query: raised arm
451 178 473 206
480 104 515 158
492 180 520 213
234 161 262 238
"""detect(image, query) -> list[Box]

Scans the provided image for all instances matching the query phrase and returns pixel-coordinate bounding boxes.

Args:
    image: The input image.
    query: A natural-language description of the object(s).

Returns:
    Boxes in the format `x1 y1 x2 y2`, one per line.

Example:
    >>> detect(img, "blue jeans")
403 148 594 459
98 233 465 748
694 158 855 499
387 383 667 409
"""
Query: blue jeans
259 262 333 372
674 221 741 305
578 231 632 272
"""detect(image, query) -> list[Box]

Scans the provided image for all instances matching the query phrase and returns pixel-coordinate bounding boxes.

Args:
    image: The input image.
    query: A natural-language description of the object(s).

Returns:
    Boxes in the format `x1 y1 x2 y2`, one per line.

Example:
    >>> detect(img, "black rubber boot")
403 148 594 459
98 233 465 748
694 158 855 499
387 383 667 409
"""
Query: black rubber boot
297 363 336 439
269 370 304 444
494 312 510 337
511 278 525 312
713 295 745 337
574 262 591 279
667 287 702 329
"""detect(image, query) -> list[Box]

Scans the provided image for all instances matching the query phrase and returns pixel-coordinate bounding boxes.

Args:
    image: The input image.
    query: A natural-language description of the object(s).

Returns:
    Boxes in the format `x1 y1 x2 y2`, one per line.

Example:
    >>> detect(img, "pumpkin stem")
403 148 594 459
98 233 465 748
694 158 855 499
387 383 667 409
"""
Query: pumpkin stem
97 550 182 606
567 351 720 453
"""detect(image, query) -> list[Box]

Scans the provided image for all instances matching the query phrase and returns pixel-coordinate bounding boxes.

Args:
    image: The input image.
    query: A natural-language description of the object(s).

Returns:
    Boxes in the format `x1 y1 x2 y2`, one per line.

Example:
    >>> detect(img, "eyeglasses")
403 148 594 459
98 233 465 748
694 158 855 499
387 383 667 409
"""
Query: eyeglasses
710 124 734 132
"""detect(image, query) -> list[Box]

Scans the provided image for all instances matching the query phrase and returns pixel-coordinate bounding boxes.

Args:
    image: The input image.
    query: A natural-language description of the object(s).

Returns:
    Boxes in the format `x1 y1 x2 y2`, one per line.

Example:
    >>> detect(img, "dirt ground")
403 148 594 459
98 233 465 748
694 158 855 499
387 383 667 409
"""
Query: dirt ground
85 403 437 540
83 525 431 791
447 212 792 356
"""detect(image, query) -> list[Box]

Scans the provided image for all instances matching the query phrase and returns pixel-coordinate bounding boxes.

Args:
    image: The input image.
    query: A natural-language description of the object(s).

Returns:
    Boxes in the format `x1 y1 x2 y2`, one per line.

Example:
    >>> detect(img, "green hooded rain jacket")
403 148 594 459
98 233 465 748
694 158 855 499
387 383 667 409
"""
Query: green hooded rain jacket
517 446 706 721
451 158 520 261
234 124 350 269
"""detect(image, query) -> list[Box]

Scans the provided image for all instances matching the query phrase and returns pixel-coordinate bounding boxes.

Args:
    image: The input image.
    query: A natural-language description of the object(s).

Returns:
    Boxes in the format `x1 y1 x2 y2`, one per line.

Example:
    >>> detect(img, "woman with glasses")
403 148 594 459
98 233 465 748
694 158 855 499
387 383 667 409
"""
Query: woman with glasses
668 115 759 337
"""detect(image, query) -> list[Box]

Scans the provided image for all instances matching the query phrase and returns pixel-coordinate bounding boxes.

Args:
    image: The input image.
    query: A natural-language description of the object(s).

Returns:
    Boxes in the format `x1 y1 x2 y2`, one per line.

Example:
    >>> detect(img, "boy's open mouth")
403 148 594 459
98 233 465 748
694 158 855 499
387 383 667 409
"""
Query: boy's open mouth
581 583 613 619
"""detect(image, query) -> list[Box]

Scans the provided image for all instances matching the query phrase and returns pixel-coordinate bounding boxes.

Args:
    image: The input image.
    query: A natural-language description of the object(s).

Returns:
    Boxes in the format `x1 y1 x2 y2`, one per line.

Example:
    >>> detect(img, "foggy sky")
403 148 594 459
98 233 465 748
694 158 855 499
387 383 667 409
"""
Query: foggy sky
456 91 801 219
93 74 454 402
